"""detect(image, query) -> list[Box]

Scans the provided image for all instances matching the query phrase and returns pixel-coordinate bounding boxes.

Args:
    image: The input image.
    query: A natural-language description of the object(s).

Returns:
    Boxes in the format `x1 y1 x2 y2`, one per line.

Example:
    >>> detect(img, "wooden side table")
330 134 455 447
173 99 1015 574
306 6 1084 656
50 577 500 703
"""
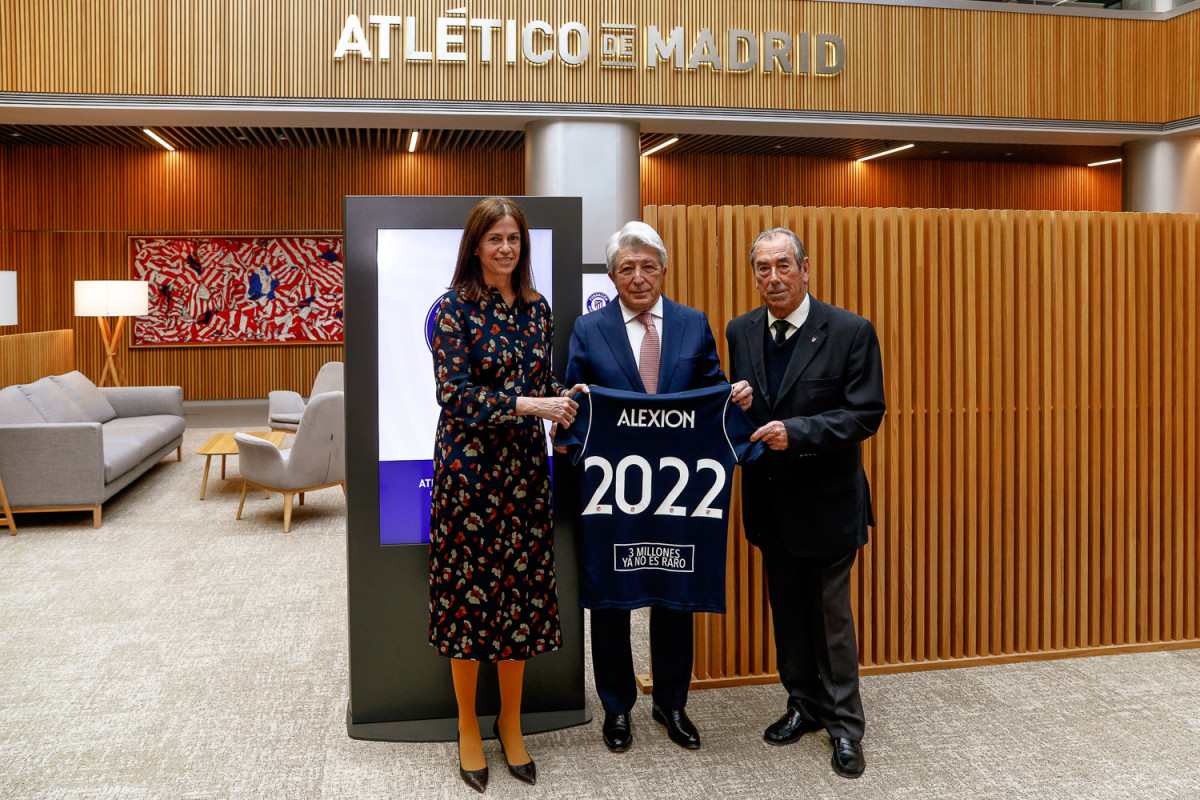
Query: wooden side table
195 431 287 500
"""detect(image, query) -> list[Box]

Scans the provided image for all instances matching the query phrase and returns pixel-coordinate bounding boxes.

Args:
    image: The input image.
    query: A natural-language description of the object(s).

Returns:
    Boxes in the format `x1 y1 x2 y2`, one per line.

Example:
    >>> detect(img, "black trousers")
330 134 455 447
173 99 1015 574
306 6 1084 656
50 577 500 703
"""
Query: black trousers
590 607 693 714
760 543 865 741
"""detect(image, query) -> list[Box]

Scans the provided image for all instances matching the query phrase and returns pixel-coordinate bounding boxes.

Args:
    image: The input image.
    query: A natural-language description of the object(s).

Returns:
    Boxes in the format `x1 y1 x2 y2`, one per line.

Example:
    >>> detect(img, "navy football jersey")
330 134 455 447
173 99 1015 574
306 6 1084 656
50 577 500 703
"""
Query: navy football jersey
560 384 762 613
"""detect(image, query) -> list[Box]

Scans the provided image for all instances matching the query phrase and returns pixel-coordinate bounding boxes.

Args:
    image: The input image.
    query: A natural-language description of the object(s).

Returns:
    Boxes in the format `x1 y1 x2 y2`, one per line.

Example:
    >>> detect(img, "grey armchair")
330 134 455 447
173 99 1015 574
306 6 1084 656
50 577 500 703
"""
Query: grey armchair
235 390 345 532
268 361 343 432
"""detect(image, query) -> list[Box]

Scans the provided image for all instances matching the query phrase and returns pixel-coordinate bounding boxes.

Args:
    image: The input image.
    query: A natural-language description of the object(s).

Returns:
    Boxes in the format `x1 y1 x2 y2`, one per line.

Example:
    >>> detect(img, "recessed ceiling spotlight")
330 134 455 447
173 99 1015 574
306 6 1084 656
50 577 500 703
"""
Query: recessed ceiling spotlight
1004 152 1014 157
856 143 914 163
641 137 679 157
8 131 21 138
941 149 950 155
773 144 783 150
276 132 288 140
141 128 176 151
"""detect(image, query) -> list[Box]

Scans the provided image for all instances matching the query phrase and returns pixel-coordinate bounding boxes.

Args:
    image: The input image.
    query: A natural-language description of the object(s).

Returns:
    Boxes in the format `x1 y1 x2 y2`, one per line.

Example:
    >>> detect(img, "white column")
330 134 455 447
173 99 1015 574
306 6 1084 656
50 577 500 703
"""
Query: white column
1121 137 1200 213
525 119 641 265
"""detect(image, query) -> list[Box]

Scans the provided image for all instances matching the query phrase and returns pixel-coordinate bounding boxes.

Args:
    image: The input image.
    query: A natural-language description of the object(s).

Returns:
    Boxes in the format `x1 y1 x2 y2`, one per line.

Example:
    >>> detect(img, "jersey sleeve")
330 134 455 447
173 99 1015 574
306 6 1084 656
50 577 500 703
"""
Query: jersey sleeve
724 395 765 464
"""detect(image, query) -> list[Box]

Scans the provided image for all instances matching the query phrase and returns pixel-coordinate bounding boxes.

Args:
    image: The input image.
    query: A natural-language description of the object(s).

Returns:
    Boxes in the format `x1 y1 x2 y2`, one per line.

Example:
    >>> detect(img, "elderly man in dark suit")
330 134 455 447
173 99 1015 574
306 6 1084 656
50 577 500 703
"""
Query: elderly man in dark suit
725 227 885 779
565 220 751 753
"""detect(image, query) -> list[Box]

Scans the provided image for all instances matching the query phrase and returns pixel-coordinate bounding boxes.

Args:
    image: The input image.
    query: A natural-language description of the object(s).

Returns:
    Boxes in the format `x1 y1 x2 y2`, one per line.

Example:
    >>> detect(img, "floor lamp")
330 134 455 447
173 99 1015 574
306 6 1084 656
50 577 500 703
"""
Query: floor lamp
74 280 150 388
0 271 17 533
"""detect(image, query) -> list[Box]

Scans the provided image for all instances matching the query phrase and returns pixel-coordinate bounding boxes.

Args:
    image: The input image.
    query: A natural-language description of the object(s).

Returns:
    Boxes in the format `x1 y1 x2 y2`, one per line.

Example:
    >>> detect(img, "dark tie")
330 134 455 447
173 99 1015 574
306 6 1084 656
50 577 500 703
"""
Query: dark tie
637 312 660 394
772 320 790 345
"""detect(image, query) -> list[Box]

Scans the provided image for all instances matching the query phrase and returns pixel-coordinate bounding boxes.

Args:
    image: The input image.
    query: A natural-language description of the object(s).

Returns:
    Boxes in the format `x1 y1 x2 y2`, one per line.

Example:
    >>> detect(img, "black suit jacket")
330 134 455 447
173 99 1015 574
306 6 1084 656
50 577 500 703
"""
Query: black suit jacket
725 297 885 559
565 296 726 392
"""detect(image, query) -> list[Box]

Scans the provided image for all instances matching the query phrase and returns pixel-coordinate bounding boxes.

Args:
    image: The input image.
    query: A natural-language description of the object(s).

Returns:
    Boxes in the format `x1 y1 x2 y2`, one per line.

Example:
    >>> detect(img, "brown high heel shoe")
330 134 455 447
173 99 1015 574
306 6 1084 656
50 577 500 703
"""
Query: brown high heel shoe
492 719 536 785
457 732 488 793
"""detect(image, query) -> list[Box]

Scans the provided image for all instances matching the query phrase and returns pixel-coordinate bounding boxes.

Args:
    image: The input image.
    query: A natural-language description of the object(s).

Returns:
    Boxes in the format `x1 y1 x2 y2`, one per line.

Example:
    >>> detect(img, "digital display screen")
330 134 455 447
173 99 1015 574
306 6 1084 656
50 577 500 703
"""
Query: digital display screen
376 228 554 545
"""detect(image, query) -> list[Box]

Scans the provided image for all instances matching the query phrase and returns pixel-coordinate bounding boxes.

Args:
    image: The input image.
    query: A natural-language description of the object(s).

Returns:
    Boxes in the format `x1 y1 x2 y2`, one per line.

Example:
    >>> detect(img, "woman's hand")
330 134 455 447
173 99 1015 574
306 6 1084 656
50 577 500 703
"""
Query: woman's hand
515 395 579 427
550 386 586 452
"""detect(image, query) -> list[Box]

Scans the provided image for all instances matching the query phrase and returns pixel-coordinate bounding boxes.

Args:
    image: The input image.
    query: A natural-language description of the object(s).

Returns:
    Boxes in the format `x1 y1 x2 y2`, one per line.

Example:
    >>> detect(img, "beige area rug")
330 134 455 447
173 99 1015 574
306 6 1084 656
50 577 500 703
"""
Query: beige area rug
1 426 1198 799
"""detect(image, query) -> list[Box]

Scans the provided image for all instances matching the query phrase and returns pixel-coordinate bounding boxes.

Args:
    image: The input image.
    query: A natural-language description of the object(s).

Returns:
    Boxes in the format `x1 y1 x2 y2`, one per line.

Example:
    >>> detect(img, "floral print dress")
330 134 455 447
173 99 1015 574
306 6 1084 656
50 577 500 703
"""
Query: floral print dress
428 287 565 661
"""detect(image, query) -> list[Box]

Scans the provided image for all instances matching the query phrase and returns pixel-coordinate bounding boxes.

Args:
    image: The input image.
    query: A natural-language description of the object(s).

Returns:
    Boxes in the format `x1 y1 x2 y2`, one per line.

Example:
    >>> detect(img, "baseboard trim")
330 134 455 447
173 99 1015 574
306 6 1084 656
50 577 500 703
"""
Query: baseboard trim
635 639 1200 693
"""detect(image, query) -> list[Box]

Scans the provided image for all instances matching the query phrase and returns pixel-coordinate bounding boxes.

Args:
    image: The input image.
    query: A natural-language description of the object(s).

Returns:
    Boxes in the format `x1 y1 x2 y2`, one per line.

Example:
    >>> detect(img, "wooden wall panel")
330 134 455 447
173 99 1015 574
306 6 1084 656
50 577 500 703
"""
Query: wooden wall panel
0 146 523 399
0 330 73 387
3 144 1123 399
1 0 1193 124
642 154 1123 212
648 204 1200 680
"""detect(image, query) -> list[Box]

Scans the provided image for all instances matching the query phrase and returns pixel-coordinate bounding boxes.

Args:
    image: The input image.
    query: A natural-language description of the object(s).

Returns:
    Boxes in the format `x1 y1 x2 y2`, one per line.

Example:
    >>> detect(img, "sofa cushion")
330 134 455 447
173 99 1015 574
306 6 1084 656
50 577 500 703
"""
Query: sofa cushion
269 412 302 425
100 433 145 484
0 385 46 423
51 371 118 423
102 415 186 461
20 377 87 423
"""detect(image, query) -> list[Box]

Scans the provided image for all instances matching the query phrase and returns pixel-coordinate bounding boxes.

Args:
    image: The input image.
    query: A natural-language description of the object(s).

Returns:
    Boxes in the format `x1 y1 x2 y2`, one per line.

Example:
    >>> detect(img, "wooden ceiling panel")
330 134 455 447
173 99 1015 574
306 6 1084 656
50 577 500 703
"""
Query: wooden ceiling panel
0 125 1122 166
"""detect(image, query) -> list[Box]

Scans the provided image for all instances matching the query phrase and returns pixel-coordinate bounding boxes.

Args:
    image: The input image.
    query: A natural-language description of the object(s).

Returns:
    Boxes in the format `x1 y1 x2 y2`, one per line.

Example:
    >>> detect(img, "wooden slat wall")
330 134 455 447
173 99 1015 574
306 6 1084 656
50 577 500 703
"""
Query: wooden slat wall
0 330 73 387
0 146 523 399
642 155 1123 212
647 204 1200 679
2 145 1126 399
0 0 1191 124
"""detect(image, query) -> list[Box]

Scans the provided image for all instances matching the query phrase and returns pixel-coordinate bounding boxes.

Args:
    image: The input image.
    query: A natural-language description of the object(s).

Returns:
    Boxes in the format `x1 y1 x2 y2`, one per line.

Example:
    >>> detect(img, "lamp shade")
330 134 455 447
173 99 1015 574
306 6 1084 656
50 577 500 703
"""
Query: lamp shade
0 271 15 325
74 280 150 317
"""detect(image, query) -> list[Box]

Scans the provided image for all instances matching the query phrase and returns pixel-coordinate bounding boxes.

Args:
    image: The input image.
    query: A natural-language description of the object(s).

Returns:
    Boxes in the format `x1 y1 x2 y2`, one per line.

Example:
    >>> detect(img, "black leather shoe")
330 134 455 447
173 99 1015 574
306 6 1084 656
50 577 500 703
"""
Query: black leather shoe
492 719 536 785
830 737 865 779
457 733 488 793
651 704 701 750
601 711 633 752
763 707 824 745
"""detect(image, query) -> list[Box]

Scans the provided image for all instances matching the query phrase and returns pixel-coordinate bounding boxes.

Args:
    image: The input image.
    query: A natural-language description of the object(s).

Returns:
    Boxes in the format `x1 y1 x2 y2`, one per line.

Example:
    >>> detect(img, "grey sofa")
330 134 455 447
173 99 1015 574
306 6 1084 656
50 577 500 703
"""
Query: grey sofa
0 371 185 528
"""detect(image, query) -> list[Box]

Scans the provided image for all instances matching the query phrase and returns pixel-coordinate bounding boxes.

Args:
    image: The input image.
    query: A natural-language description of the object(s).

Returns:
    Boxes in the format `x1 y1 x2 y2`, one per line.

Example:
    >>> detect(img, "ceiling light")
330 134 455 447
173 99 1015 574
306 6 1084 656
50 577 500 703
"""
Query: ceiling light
407 130 420 153
641 137 679 157
856 143 914 163
141 128 175 151
1088 158 1122 167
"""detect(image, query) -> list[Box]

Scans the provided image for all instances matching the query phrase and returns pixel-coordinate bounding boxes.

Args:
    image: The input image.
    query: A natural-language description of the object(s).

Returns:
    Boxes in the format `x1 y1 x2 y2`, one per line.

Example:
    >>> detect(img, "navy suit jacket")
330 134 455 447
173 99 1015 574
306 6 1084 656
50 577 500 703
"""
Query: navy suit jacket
565 296 726 392
726 297 886 559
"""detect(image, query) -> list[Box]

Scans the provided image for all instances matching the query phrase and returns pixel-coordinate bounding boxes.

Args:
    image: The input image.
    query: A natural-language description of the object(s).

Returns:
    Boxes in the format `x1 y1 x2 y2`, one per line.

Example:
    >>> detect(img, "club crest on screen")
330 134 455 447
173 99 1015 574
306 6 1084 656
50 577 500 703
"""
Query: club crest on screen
586 292 610 312
424 298 441 352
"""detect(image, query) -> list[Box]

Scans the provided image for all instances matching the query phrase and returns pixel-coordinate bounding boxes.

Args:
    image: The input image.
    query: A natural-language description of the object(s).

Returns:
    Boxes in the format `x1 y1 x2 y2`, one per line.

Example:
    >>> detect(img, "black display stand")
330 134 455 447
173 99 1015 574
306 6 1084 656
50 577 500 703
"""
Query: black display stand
342 195 589 741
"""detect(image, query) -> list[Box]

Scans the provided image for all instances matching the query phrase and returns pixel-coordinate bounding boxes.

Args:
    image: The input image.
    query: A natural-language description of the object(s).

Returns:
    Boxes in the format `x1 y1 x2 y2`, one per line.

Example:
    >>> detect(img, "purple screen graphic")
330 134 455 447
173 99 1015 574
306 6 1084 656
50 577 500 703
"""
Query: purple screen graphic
379 461 434 545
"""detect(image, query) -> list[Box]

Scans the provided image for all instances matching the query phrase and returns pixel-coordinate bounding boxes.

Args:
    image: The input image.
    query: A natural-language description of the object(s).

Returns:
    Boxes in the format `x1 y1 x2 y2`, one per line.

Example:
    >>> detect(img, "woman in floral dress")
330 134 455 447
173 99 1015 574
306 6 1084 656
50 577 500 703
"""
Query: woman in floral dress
429 197 584 792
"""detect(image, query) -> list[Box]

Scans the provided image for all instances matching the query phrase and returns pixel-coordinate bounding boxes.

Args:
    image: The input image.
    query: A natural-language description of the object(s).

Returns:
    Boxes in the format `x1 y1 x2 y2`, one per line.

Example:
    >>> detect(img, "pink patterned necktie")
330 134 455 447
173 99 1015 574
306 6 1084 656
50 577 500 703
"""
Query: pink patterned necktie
637 311 660 394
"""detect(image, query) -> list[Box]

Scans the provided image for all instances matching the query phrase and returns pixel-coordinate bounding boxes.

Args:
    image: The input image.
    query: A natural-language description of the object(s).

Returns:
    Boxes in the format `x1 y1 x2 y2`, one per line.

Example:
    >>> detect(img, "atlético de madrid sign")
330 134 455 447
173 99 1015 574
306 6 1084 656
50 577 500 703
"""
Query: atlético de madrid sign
334 9 846 75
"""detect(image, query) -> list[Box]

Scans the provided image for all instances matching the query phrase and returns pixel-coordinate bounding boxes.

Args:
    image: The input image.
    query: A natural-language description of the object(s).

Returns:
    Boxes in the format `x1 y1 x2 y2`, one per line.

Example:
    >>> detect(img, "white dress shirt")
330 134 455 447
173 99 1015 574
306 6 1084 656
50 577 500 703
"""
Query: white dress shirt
619 296 664 369
766 293 811 342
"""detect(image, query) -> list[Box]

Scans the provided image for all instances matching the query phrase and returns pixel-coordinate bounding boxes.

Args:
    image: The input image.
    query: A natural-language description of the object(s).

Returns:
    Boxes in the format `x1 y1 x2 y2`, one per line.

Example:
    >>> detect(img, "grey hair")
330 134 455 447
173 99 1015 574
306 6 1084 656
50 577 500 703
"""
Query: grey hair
750 227 807 264
605 221 668 274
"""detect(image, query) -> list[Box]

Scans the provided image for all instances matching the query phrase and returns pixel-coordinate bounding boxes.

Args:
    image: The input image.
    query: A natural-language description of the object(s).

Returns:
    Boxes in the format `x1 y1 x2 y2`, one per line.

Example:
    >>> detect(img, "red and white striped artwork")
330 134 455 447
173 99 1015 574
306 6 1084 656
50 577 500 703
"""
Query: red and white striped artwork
130 236 344 346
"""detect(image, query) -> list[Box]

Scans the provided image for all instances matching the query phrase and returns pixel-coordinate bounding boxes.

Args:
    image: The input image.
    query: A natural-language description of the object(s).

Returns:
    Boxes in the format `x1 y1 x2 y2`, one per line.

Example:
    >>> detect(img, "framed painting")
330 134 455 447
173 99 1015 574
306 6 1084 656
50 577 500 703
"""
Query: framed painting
129 235 344 346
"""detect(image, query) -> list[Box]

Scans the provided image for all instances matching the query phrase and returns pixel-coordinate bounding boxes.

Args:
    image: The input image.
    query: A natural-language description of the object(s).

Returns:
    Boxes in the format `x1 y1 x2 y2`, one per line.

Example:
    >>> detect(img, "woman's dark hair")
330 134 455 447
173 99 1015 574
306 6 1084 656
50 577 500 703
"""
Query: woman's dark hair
449 197 537 304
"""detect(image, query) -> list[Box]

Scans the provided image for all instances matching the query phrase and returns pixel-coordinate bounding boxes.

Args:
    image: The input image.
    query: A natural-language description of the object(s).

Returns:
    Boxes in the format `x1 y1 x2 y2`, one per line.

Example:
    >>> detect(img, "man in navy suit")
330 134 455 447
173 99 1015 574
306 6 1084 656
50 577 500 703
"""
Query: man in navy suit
725 227 885 779
565 221 751 753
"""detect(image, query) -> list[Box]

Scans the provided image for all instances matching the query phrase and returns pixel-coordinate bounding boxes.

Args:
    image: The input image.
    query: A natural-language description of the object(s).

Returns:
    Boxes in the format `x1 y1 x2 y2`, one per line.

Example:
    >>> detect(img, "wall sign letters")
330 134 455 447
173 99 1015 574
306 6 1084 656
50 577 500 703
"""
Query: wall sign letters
334 10 846 75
